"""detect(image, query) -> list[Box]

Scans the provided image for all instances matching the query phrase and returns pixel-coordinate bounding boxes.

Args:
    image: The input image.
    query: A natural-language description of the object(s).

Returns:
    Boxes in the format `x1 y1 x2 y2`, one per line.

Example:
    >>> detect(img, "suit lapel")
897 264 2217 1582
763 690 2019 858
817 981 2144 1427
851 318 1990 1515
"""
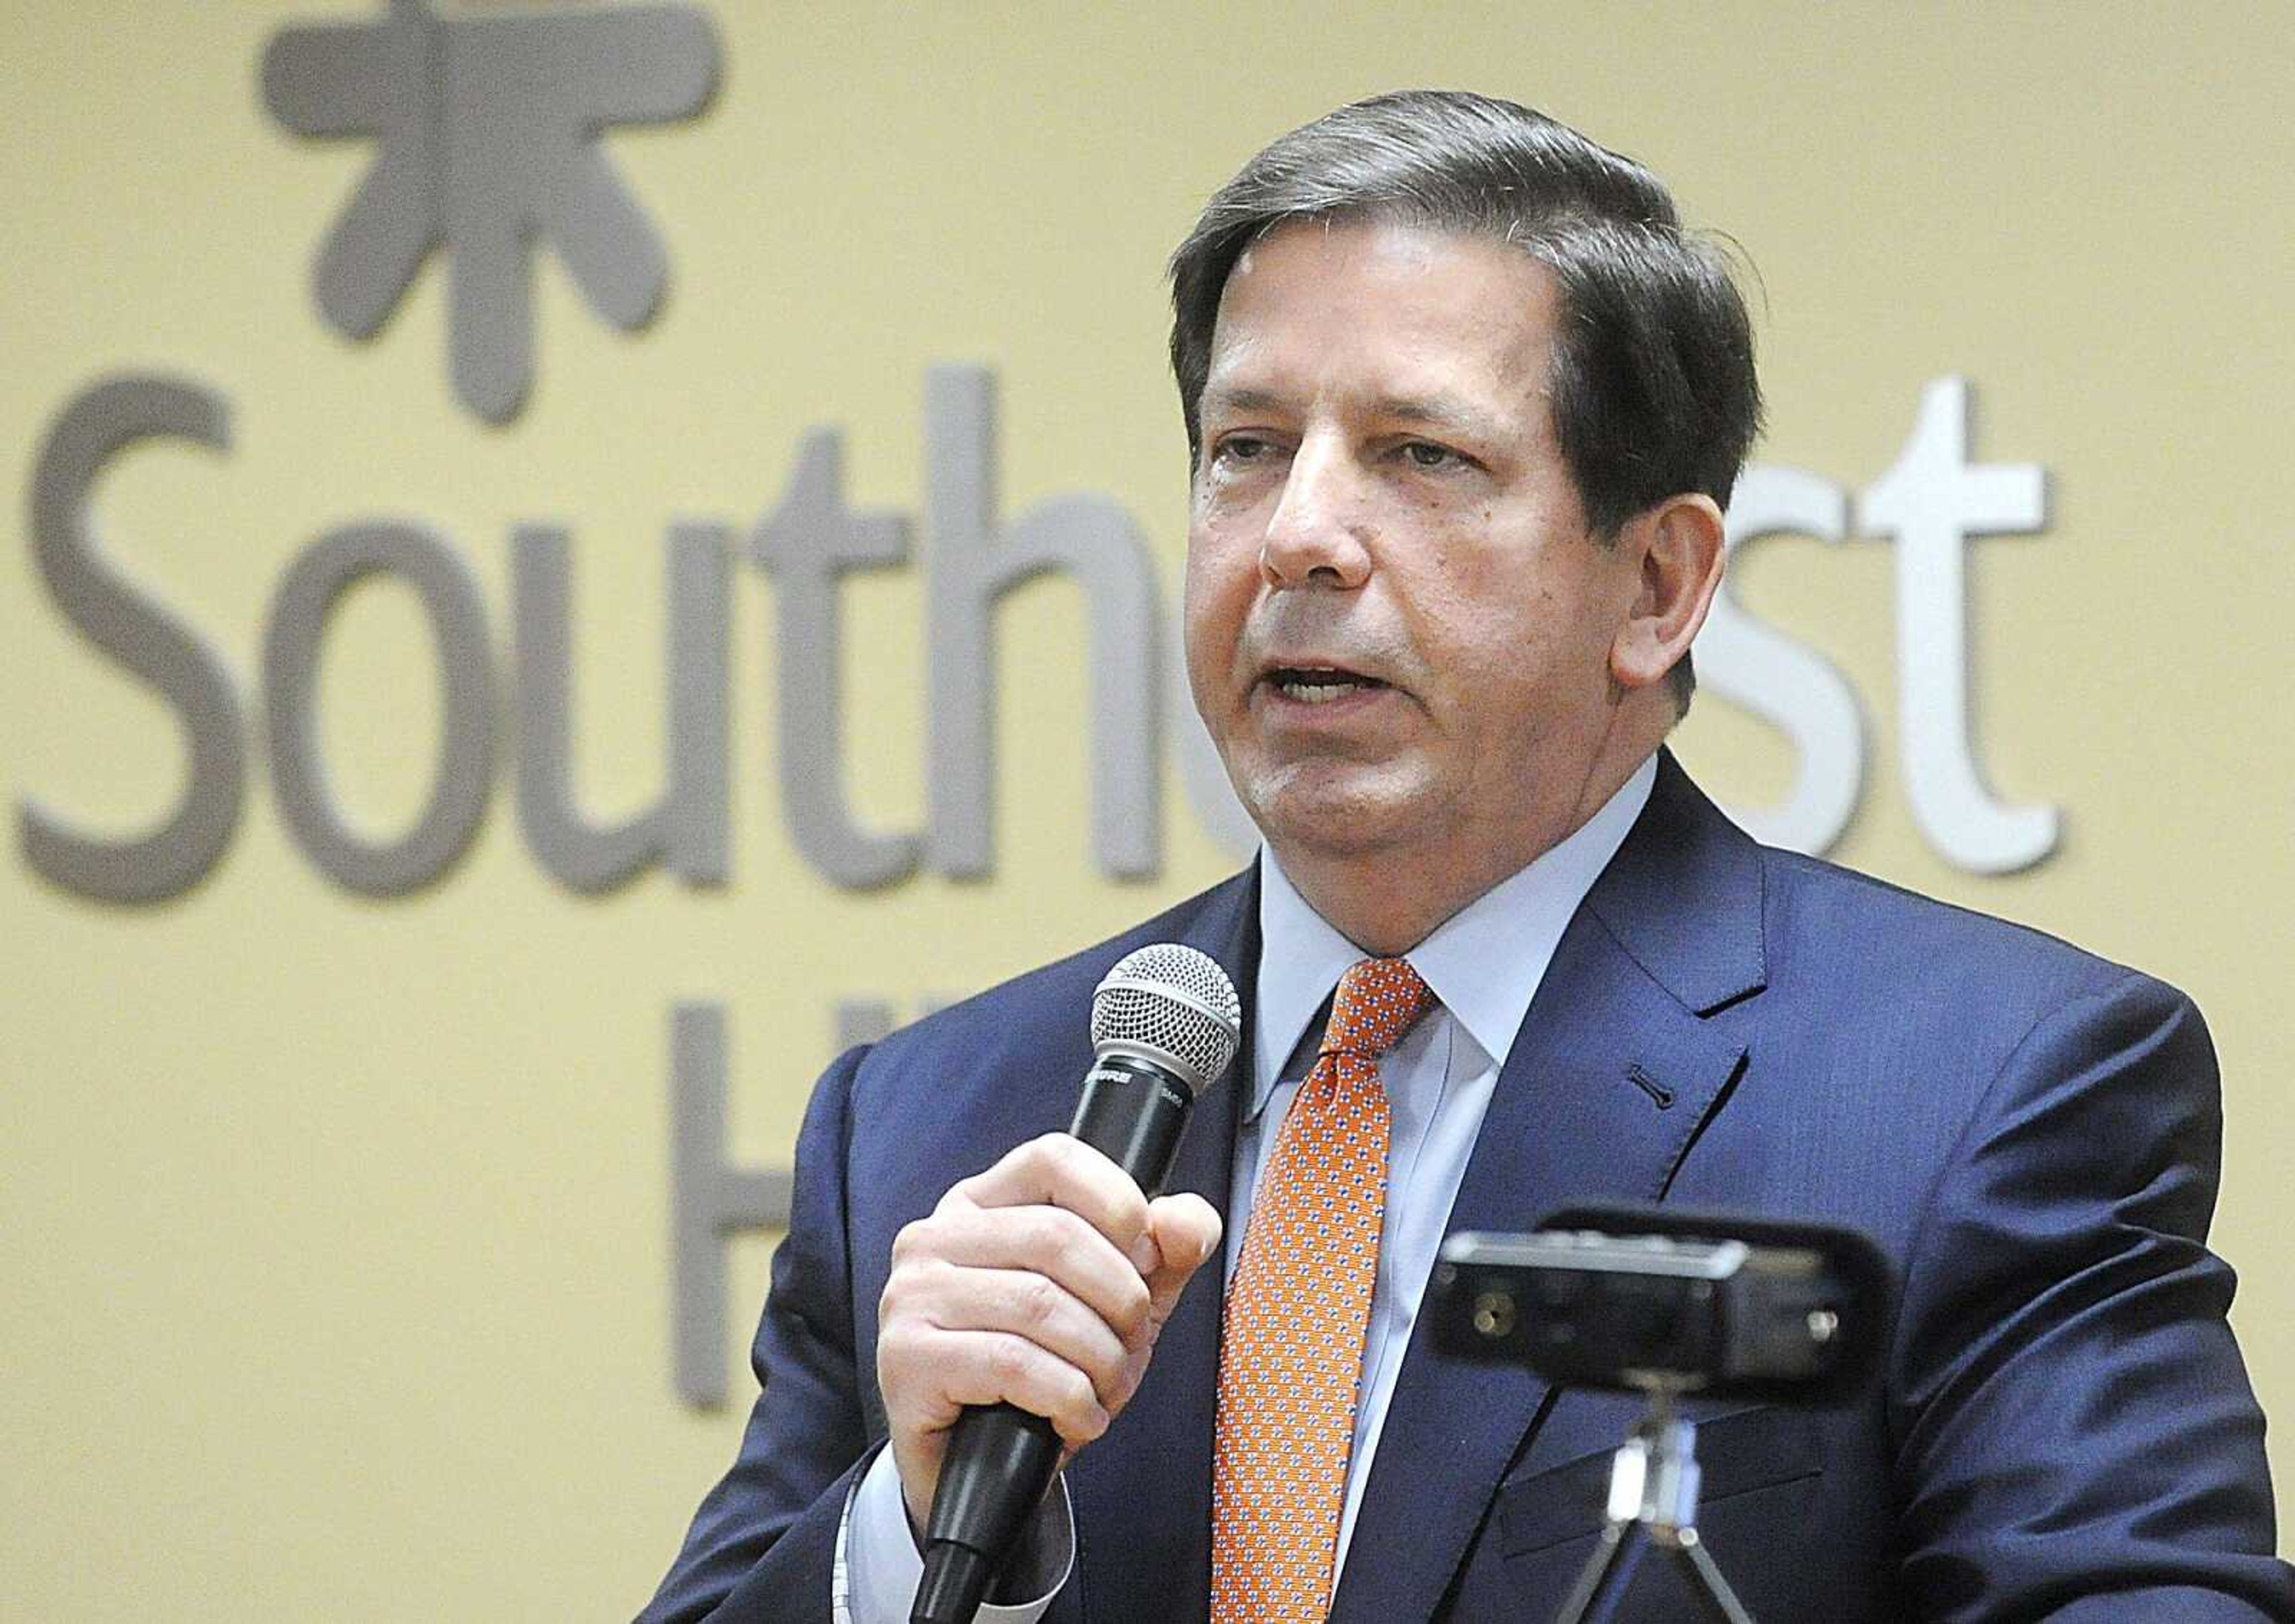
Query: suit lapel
1331 754 1765 1622
1064 864 1261 1624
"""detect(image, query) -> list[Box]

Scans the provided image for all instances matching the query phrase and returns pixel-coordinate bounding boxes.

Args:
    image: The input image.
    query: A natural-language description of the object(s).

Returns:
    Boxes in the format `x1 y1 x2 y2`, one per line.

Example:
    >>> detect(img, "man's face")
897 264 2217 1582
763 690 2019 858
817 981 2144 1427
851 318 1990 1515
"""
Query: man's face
1183 218 1645 912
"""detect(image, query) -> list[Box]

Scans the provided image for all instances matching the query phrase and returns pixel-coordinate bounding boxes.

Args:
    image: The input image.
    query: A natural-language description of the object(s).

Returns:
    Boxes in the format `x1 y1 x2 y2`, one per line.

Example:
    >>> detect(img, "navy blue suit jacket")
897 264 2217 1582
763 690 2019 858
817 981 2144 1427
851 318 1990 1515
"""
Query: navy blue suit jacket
641 754 2292 1621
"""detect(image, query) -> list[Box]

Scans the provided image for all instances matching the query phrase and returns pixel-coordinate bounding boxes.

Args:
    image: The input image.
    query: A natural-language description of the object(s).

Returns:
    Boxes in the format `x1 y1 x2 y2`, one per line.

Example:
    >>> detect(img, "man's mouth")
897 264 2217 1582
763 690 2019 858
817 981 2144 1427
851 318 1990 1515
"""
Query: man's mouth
1265 666 1390 705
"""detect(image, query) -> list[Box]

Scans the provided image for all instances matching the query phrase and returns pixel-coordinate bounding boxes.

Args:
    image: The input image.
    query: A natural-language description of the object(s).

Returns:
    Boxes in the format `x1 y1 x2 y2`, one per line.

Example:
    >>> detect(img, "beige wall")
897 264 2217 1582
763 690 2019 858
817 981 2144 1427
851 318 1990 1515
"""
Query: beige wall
2 3 2287 1615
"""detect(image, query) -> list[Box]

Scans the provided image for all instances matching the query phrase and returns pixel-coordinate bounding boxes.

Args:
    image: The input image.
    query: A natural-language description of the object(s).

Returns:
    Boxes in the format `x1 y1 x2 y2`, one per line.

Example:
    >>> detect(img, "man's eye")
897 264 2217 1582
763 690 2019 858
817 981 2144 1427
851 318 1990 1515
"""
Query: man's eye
1401 441 1460 469
1216 436 1270 463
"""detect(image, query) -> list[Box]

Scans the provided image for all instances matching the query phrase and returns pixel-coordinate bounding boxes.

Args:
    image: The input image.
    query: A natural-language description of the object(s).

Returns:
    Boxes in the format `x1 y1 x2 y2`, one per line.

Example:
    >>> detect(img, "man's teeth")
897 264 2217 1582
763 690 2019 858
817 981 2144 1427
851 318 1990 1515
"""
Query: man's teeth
1274 670 1380 704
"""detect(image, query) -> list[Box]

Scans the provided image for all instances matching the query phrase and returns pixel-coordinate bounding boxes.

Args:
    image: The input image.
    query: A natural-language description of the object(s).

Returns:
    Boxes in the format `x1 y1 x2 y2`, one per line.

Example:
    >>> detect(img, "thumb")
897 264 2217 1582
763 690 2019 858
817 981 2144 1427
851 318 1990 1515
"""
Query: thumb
1143 1192 1223 1318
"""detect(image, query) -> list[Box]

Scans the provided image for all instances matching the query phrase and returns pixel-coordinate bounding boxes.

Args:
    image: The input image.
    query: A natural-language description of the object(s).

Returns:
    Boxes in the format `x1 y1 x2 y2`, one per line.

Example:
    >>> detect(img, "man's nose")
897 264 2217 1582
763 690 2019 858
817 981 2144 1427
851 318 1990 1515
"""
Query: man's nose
1259 441 1372 589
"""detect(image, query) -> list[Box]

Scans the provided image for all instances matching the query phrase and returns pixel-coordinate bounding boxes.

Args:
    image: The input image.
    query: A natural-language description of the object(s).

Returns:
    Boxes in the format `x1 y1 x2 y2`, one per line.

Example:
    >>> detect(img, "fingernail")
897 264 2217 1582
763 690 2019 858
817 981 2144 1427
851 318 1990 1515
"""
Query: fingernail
1128 1235 1159 1273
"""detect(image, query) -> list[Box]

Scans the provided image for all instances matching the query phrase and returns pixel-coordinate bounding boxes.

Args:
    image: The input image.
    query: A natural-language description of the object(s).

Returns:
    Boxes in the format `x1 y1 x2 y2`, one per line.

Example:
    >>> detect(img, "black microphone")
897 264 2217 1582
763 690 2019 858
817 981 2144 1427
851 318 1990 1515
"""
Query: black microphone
911 943 1242 1624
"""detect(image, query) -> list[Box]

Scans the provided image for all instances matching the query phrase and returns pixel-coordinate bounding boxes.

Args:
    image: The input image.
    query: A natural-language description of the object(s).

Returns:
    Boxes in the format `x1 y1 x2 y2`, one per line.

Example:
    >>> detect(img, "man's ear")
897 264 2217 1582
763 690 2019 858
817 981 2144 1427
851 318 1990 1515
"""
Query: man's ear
1610 493 1726 694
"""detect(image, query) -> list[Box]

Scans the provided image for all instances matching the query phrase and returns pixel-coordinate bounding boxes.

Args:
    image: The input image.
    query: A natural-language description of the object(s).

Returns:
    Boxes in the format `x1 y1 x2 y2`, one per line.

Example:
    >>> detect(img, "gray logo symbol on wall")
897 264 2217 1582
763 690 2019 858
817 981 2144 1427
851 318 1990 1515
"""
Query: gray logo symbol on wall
262 0 720 423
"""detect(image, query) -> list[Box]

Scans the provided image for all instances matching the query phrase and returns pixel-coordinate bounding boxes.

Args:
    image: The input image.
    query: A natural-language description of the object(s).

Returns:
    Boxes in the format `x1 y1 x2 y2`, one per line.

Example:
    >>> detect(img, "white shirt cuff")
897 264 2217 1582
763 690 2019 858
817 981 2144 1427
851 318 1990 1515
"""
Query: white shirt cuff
835 1444 1075 1624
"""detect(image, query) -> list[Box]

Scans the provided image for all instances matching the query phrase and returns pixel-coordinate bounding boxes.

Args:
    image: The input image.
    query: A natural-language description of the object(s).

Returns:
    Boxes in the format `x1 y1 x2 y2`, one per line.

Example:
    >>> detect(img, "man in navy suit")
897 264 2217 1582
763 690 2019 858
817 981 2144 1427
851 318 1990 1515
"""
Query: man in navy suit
640 92 2291 1621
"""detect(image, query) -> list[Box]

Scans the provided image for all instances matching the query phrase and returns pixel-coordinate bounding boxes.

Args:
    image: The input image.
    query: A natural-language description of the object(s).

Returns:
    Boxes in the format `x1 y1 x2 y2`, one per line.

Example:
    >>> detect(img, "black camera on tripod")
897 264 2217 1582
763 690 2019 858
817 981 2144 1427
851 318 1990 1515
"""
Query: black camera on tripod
1427 1206 1892 1624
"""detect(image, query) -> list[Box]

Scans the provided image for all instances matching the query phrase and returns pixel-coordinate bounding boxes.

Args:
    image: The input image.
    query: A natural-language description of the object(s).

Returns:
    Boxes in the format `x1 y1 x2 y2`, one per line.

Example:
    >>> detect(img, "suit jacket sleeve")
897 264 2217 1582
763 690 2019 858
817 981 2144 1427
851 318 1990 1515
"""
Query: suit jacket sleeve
636 1044 874 1623
1889 970 2293 1619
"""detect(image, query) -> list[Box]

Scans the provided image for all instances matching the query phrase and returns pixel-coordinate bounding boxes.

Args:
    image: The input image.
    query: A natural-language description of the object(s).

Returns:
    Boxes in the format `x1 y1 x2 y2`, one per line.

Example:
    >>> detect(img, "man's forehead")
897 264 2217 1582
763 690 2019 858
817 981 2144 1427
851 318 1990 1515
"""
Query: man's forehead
1199 219 1559 429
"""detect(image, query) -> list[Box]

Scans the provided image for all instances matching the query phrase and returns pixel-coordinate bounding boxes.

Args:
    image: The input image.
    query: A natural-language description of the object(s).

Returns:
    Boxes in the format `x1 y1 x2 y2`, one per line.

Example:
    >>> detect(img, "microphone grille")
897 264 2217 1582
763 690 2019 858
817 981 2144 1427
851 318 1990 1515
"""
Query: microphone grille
1090 943 1243 1096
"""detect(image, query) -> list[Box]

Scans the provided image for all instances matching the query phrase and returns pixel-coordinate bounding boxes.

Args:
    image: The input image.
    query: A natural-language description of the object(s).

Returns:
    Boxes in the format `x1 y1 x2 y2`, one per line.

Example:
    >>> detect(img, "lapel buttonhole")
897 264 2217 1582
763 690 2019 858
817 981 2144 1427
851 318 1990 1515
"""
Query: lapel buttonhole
1626 1063 1676 1110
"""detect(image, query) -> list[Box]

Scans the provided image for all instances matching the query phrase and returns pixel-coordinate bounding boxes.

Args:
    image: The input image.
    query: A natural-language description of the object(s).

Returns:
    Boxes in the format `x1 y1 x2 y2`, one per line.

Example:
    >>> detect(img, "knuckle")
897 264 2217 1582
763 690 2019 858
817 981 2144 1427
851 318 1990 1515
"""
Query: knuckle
1102 1362 1142 1417
1045 1215 1091 1279
891 1215 941 1265
1107 1193 1150 1249
877 1326 932 1403
881 1246 934 1302
1110 1274 1152 1338
1069 1409 1109 1446
1019 1132 1072 1178
1063 1374 1109 1441
1088 1356 1130 1412
1023 1207 1084 1274
986 1336 1032 1388
882 1259 960 1342
875 1323 910 1370
879 1261 920 1314
1018 1274 1064 1332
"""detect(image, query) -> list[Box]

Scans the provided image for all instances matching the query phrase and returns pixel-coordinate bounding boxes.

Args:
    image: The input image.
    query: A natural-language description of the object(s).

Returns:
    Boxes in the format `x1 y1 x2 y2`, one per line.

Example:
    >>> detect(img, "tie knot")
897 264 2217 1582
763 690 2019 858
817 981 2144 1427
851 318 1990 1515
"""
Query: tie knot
1321 956 1434 1059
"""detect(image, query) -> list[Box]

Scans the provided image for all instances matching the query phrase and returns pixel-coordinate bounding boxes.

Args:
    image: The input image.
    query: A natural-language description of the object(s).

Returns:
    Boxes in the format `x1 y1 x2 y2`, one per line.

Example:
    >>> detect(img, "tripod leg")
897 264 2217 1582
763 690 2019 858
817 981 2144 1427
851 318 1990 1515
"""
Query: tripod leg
1670 1528 1758 1624
1549 1521 1647 1624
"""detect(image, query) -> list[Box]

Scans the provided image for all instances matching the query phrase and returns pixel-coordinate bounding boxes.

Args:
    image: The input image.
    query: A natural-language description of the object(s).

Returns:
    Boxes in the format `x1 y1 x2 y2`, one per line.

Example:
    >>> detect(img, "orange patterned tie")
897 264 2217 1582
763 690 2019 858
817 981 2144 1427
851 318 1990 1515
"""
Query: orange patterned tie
1210 956 1436 1622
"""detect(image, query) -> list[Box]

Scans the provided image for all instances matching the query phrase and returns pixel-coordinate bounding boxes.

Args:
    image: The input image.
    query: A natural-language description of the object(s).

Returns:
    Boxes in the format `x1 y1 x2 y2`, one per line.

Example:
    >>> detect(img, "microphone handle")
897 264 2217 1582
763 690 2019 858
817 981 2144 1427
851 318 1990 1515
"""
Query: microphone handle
1067 1051 1196 1197
911 1055 1198 1623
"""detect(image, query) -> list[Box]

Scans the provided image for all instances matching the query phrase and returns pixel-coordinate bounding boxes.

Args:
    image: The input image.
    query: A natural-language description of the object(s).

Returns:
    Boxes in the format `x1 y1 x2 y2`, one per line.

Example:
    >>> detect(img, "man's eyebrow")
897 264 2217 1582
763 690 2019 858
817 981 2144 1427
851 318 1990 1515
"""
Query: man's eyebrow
1197 384 1287 418
1375 393 1505 440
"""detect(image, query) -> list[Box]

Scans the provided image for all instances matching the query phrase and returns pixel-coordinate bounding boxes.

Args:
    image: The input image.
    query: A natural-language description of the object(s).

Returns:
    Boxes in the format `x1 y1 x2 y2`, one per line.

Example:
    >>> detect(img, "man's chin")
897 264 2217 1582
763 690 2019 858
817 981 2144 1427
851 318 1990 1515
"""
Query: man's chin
1240 769 1437 863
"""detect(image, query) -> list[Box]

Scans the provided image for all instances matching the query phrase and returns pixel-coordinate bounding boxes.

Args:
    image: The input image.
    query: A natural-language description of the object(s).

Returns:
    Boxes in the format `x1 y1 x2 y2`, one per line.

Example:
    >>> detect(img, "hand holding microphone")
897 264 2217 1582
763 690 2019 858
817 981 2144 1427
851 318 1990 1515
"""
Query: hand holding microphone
875 945 1241 1623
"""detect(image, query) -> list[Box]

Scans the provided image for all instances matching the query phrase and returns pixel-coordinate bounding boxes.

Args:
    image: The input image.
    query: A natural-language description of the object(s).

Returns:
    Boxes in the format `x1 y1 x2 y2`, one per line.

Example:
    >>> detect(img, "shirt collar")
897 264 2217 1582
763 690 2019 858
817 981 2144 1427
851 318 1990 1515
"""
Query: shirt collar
1249 753 1659 1119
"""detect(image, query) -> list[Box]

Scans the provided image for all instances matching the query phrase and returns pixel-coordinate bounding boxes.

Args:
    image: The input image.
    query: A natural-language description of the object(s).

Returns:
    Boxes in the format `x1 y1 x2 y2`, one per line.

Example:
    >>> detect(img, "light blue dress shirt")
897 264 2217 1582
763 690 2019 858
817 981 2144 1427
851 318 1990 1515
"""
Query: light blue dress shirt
839 757 1658 1623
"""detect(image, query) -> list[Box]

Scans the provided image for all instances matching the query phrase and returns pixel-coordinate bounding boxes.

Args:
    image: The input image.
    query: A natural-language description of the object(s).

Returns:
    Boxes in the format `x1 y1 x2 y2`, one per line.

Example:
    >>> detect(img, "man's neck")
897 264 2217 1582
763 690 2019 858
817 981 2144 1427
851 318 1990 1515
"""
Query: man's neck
1275 745 1661 955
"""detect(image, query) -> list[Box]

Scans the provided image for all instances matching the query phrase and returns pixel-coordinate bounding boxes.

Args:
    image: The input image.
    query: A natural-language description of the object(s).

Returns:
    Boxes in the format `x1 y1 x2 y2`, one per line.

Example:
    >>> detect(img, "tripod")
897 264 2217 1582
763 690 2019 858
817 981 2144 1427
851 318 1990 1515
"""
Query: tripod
1549 1387 1759 1624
